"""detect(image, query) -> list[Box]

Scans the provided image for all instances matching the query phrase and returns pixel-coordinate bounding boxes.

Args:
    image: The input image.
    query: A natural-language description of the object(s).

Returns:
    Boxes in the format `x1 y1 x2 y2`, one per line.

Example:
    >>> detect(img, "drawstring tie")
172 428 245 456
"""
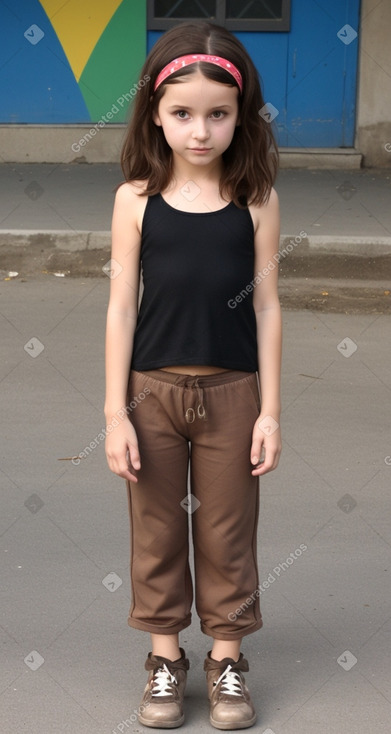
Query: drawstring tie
185 377 207 422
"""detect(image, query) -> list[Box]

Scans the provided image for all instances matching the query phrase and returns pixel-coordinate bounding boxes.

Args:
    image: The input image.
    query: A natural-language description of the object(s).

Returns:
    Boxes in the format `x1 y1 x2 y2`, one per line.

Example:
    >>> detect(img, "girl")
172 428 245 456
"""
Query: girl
105 21 282 730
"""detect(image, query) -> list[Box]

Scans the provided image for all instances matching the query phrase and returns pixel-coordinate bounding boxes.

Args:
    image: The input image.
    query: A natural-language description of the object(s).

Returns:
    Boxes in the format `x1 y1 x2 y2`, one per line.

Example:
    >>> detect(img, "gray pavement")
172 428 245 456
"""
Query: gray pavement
1 275 391 733
1 161 391 731
0 164 391 255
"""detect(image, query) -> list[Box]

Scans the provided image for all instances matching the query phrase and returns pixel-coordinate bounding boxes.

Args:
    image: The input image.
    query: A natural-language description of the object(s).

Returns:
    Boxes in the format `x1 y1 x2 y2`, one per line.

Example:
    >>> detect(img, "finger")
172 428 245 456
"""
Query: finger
251 448 280 476
251 460 273 476
128 440 141 471
116 460 139 483
123 459 140 483
107 454 139 483
250 435 264 466
122 468 139 482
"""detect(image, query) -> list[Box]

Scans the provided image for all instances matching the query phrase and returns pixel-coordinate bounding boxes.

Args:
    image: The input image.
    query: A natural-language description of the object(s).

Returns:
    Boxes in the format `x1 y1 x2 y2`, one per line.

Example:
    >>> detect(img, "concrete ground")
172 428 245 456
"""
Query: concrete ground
1 279 391 733
1 164 391 733
0 163 390 242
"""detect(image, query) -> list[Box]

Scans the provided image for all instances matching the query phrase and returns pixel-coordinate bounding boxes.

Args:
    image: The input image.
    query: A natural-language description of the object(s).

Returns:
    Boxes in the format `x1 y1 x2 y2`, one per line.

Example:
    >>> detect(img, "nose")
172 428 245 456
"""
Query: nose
192 116 209 141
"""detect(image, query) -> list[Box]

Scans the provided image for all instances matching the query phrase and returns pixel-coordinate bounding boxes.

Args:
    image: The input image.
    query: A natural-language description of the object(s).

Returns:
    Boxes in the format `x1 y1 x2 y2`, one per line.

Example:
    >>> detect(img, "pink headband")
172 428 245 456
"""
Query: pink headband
153 54 243 93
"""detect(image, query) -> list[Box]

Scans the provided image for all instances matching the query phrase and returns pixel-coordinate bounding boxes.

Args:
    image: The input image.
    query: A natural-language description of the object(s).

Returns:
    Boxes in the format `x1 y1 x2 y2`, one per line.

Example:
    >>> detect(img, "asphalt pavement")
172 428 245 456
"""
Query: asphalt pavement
0 163 390 249
1 164 391 733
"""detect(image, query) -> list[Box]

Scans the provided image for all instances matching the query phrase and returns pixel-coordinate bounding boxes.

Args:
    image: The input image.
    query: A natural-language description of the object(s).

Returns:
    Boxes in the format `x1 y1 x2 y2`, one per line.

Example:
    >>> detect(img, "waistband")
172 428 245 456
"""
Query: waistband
133 368 256 424
134 368 255 389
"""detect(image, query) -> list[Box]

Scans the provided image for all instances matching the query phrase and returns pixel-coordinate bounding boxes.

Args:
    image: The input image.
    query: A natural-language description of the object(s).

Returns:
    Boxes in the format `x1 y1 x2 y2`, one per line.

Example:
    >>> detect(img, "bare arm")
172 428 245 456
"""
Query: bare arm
250 187 282 476
104 182 143 481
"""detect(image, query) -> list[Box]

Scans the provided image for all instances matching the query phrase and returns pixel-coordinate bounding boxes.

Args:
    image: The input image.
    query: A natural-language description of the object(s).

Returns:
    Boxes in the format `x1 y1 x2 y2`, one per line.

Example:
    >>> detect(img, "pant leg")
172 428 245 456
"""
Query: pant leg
125 370 193 635
190 372 263 640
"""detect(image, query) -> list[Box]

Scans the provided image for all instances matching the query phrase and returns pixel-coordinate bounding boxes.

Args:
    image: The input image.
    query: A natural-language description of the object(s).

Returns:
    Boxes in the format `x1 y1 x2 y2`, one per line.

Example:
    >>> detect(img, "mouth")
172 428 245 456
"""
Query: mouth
189 147 212 151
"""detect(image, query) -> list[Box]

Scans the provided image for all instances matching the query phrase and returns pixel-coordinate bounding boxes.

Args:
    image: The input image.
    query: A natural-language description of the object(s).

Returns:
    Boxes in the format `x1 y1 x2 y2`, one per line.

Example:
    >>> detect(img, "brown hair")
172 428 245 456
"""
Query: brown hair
120 22 278 208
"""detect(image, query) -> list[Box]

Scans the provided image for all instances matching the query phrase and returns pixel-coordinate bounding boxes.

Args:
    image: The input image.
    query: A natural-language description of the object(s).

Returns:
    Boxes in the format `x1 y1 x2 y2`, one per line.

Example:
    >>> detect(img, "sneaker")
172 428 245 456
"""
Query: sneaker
138 647 189 728
203 651 256 730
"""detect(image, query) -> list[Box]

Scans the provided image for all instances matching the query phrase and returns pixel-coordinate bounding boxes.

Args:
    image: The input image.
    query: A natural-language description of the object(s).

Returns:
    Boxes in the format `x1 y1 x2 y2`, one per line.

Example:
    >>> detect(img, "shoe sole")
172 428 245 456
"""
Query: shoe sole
209 714 257 730
138 713 185 728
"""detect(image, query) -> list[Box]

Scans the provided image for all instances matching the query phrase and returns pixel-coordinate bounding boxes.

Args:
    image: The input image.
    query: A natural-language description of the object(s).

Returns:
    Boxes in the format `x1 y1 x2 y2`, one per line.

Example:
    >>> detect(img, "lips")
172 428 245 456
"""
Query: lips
190 148 211 151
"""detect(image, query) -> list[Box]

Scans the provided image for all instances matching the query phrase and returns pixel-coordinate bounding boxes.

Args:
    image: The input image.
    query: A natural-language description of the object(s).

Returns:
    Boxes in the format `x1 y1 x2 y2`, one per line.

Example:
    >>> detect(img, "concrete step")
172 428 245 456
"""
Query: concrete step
0 125 363 167
279 147 362 169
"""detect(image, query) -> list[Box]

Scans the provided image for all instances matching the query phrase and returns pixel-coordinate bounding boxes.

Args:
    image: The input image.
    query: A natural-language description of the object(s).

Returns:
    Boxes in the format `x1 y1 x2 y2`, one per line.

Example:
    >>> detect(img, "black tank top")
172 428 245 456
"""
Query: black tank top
131 193 258 372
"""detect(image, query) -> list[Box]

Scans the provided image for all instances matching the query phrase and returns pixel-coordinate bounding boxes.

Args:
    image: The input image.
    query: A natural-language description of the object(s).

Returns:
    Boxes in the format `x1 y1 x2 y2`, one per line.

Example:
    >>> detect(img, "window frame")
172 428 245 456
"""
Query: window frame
147 0 291 32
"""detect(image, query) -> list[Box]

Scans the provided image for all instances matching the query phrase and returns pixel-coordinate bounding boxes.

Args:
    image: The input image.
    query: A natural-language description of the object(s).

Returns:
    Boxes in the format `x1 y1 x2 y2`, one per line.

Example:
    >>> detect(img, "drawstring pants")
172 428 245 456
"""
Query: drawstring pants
125 368 263 641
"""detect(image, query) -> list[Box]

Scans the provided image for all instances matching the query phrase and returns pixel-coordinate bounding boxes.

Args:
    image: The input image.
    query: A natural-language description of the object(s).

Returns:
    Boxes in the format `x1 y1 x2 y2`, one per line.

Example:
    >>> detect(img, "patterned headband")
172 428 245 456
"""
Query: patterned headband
153 54 243 93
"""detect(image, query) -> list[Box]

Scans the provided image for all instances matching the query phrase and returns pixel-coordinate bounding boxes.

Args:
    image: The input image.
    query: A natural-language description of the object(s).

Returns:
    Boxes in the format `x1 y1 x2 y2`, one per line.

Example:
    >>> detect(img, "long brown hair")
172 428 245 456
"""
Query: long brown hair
120 22 278 208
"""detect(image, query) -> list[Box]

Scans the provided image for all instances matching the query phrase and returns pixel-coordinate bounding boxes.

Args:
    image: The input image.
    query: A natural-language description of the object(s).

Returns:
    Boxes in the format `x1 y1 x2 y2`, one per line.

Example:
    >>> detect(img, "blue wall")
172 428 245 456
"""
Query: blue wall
0 0 146 123
148 0 360 147
1 0 360 146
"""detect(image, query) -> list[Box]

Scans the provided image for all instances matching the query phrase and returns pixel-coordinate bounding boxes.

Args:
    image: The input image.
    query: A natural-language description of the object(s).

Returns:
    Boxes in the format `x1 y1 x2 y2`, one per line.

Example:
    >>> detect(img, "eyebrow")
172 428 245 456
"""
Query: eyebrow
166 104 233 110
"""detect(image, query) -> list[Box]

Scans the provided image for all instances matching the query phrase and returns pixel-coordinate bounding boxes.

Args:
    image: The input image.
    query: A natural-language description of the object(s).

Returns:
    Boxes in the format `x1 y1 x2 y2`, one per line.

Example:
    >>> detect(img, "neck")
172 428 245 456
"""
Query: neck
170 152 223 189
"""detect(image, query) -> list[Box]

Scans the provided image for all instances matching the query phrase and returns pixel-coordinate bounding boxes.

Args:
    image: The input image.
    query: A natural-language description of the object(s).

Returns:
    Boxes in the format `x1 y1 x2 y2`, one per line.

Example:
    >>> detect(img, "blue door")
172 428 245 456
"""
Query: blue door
282 0 360 146
147 0 360 148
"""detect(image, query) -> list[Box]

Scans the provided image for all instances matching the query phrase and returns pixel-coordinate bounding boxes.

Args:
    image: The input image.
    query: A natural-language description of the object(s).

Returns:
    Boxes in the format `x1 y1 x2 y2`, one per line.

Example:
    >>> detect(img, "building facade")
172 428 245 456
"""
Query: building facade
0 0 389 166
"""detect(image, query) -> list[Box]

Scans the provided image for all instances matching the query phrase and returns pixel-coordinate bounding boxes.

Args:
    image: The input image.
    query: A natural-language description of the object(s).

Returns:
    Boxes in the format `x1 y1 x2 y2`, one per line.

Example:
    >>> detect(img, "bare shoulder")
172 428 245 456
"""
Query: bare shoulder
114 179 150 234
248 186 279 233
115 179 149 200
264 186 279 210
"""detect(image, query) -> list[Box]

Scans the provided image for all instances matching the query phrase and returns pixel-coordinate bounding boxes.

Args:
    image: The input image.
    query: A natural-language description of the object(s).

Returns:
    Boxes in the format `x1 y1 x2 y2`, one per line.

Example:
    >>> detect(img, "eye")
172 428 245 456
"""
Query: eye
211 111 226 119
175 110 189 119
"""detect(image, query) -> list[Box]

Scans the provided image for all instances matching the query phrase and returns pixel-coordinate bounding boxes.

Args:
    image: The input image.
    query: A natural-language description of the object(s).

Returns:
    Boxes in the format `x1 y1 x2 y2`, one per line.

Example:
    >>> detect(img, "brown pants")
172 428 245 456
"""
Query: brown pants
125 368 263 641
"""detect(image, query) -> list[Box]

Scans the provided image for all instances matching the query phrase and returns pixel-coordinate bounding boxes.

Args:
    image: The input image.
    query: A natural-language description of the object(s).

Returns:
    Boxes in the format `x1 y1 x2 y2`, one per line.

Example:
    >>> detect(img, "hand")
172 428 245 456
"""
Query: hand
105 418 141 482
250 414 281 476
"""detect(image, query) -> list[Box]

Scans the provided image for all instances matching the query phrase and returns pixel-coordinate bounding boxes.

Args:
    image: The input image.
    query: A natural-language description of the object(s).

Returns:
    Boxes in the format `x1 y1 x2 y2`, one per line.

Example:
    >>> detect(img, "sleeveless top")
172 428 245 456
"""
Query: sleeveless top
131 192 258 372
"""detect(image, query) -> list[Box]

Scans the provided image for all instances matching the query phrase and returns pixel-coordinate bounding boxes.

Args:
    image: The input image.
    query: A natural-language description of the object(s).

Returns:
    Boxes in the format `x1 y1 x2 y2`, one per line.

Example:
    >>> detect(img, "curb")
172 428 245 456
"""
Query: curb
0 230 110 251
1 230 391 257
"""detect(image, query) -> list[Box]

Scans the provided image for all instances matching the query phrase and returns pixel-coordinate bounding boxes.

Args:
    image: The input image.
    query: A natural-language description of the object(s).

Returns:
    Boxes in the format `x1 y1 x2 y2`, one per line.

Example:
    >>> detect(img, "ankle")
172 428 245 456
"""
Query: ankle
211 654 240 663
152 648 182 662
150 633 181 662
210 640 242 662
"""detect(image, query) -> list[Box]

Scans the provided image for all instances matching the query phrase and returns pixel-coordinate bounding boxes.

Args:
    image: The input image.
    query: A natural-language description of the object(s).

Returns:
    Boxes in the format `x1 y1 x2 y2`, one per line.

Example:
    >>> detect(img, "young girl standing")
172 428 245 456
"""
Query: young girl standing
105 21 282 730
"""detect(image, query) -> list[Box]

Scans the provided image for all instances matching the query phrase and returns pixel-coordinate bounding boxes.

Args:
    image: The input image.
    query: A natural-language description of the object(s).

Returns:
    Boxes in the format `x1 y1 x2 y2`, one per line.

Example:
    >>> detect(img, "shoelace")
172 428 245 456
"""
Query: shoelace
213 664 244 697
150 663 178 697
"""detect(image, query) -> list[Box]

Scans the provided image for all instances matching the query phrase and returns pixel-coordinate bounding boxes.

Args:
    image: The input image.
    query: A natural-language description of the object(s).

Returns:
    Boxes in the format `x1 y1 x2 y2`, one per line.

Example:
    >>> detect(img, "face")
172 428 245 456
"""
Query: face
152 70 240 167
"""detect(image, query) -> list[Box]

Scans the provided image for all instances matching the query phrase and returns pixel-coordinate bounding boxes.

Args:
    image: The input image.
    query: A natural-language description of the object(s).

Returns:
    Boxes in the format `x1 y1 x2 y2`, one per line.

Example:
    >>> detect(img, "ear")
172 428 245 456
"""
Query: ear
152 110 162 126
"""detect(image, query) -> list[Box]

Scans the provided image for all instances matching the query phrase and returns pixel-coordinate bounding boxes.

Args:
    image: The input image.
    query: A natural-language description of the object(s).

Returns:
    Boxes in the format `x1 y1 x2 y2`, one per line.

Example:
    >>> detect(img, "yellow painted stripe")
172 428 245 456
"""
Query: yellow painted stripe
39 0 123 81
